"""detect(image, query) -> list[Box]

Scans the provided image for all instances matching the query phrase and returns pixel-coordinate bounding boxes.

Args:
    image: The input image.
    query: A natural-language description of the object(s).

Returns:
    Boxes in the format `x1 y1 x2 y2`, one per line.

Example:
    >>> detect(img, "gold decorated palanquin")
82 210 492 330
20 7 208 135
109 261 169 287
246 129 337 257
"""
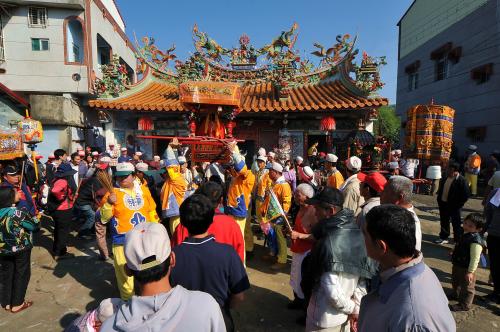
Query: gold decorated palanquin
88 24 389 156
404 103 455 164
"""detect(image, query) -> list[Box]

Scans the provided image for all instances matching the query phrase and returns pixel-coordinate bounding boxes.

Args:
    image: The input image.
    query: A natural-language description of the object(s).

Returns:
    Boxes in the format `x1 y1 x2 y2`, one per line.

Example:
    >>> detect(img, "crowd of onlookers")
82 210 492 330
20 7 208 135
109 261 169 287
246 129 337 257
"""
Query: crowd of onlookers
0 141 499 331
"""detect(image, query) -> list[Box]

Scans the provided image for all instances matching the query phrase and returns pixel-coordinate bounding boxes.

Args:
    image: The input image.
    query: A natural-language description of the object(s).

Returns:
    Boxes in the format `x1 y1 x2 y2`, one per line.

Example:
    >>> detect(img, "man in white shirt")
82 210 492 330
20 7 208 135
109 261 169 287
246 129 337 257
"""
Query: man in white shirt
380 176 422 251
70 152 81 187
302 188 377 331
340 156 364 216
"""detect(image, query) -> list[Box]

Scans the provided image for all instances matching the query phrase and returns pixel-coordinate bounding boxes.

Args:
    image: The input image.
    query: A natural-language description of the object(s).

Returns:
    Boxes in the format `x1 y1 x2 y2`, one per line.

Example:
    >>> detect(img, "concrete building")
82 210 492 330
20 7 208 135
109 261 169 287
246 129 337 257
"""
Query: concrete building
0 0 135 157
396 0 500 157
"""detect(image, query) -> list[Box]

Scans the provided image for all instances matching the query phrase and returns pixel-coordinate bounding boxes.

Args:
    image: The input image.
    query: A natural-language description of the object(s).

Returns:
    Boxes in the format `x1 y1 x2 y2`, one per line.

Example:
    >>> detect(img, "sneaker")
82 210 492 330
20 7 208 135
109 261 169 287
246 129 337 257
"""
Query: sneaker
434 238 449 244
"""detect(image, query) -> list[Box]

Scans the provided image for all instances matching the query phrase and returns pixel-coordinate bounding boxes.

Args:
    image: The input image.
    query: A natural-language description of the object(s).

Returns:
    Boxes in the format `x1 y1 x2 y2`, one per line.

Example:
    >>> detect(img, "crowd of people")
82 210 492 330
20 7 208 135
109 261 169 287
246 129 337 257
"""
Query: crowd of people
0 139 499 331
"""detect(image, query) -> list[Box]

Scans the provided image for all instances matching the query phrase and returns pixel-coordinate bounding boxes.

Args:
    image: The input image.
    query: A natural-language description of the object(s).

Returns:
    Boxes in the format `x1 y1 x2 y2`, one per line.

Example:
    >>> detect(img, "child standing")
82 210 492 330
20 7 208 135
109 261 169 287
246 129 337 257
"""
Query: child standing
450 212 486 311
0 187 39 313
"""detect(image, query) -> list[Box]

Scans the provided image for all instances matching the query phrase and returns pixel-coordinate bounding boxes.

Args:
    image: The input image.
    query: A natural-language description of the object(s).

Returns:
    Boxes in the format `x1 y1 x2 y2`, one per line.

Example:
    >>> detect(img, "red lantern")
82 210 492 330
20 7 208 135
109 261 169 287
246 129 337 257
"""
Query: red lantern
320 115 336 131
138 116 154 131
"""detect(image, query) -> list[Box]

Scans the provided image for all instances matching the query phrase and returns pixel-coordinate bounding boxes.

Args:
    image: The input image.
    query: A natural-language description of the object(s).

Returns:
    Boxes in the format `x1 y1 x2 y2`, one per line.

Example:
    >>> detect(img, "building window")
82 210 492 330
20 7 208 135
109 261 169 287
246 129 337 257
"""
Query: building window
97 34 111 66
430 42 455 81
72 43 80 61
435 55 449 81
408 72 419 91
466 126 487 143
405 60 420 91
28 7 47 28
65 17 84 63
31 38 49 51
471 63 493 84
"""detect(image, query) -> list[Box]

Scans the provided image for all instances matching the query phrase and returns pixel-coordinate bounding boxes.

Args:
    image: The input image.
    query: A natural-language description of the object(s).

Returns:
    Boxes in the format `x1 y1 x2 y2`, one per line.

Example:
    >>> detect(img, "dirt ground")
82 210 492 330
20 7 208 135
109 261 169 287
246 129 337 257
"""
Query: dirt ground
1 194 499 331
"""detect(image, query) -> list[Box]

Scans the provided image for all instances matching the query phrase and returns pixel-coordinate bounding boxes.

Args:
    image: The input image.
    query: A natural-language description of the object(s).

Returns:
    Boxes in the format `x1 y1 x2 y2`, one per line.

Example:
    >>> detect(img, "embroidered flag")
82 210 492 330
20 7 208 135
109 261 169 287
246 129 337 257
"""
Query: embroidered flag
263 189 286 223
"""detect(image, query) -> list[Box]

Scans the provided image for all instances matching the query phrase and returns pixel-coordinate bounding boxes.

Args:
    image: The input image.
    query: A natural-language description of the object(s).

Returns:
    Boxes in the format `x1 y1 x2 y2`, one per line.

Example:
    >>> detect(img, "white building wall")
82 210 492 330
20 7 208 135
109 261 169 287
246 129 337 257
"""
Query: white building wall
89 1 135 80
100 0 125 31
0 6 89 93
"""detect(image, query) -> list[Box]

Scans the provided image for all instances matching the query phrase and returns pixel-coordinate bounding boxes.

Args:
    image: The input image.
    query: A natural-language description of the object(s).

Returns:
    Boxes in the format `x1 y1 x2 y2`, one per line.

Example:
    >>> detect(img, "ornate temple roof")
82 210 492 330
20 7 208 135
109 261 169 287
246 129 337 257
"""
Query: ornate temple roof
89 79 387 112
89 24 389 112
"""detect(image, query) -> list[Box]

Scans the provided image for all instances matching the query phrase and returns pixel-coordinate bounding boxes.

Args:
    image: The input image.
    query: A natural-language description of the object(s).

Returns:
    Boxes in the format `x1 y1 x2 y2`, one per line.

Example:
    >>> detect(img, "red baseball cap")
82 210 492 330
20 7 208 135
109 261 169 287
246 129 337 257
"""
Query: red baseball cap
358 171 387 193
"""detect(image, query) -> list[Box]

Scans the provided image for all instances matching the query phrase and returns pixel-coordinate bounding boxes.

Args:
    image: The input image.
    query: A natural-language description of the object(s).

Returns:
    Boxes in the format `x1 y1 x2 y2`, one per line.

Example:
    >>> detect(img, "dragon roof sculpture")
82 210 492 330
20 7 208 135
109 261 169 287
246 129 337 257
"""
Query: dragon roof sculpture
94 23 386 99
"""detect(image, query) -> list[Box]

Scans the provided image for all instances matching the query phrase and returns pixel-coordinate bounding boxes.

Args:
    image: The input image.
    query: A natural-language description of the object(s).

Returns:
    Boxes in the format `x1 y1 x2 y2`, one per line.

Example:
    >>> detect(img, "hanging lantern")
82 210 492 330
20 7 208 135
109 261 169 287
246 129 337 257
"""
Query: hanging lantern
138 116 154 131
320 115 336 131
0 129 24 160
18 117 44 144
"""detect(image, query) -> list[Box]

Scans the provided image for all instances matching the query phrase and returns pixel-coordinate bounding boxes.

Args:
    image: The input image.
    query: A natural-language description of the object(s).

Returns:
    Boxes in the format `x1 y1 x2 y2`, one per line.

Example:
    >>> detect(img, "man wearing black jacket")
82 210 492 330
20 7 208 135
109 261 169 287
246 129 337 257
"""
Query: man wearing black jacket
300 187 377 330
435 161 470 244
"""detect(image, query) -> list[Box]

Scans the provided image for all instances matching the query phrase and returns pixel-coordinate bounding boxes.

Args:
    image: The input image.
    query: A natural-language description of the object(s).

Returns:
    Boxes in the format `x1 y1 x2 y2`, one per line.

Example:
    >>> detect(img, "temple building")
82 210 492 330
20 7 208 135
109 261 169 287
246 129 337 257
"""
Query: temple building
89 24 388 161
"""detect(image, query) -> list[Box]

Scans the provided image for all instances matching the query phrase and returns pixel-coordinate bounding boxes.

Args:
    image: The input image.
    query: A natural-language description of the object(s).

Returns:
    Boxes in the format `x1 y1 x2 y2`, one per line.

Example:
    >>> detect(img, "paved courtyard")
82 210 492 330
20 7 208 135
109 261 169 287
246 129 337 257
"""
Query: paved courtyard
0 194 499 331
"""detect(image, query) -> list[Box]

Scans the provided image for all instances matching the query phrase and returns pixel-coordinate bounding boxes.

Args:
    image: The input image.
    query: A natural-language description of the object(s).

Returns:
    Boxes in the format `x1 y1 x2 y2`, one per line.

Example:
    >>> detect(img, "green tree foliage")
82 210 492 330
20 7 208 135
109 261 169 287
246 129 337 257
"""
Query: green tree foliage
374 105 401 144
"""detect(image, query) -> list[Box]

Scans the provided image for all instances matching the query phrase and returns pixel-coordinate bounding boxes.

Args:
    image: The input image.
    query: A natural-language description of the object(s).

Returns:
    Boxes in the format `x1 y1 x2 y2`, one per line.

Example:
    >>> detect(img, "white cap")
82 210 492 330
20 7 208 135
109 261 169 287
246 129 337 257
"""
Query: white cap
135 151 143 156
135 162 149 173
124 223 171 272
346 156 362 171
395 149 402 155
99 156 111 163
258 147 266 157
120 147 127 152
91 151 99 156
325 153 338 163
267 151 276 158
388 162 399 170
271 162 283 173
178 156 187 164
468 145 477 151
153 155 161 161
303 166 314 177
115 162 135 176
295 156 303 163
257 155 267 162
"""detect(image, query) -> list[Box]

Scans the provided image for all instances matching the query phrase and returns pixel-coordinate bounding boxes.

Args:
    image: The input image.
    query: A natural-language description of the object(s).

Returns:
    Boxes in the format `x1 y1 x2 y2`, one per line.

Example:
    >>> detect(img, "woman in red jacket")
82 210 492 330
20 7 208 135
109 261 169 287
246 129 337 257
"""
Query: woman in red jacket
49 163 77 259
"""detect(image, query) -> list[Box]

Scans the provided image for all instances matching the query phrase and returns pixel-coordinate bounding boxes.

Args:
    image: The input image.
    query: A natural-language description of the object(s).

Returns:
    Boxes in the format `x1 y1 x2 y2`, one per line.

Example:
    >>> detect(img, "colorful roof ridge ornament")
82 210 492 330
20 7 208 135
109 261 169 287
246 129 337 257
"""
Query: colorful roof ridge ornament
93 54 131 97
92 24 387 101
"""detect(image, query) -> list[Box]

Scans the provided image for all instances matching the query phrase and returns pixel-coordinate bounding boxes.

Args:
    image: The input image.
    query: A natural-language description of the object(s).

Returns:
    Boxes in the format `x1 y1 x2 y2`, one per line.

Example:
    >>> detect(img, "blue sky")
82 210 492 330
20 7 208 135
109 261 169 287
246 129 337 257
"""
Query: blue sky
117 0 414 103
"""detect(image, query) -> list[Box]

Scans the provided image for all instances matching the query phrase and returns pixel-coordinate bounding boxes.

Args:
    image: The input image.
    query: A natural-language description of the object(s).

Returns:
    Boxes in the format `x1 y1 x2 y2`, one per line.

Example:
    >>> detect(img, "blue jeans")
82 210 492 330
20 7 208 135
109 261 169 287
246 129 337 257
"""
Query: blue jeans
75 204 96 232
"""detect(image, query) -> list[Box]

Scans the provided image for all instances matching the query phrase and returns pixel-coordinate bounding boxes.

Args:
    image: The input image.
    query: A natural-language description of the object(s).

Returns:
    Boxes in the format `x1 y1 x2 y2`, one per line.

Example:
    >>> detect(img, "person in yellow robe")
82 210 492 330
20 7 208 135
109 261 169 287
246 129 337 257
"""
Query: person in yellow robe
261 162 292 270
160 141 187 234
101 162 159 300
225 143 255 261
324 153 344 189
465 145 481 196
